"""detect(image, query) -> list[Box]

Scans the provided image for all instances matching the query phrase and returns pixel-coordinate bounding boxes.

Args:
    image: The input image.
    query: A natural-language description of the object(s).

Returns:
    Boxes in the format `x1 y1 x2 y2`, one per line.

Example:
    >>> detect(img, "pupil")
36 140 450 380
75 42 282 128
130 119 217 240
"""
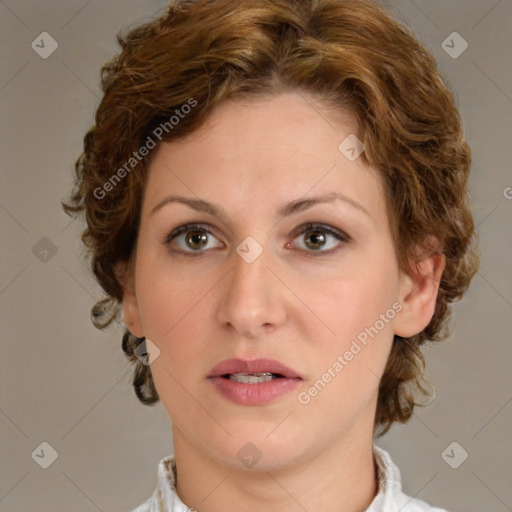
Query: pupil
187 230 207 249
306 230 325 250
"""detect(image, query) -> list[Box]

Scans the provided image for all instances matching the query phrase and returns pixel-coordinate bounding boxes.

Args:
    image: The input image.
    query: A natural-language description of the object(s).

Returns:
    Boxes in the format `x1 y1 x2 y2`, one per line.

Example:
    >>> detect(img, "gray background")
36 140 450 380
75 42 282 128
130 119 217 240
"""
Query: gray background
1 0 511 511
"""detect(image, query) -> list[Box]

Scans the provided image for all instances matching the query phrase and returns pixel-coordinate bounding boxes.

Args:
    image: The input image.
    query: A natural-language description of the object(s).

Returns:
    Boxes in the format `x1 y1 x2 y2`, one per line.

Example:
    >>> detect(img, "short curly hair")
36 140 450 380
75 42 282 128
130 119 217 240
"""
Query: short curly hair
63 0 479 436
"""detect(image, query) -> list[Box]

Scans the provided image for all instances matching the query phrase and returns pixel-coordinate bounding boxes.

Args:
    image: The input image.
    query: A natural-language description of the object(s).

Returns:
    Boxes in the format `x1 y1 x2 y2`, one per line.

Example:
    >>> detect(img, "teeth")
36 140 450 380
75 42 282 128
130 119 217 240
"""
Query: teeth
228 372 277 383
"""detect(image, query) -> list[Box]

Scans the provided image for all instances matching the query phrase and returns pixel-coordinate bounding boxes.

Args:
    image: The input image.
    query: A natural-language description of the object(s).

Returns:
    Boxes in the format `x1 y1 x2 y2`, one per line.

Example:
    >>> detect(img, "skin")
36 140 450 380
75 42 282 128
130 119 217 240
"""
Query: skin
121 91 445 512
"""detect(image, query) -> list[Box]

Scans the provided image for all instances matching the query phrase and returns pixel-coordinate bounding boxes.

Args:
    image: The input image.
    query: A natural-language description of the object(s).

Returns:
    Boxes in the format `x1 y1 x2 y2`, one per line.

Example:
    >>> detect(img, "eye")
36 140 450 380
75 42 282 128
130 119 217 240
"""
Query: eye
164 223 223 254
164 222 350 257
289 223 350 255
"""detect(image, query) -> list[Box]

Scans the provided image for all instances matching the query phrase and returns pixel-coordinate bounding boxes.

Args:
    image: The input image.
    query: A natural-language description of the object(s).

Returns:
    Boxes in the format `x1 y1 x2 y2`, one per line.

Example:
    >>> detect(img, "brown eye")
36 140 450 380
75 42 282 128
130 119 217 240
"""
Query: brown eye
165 223 223 254
290 223 350 255
304 230 327 250
185 230 209 250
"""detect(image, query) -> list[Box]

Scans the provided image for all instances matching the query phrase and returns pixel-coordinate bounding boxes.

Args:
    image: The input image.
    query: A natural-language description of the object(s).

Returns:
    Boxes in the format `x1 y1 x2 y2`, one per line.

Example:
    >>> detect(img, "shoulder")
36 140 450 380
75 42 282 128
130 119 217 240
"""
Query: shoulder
394 494 449 512
372 445 449 512
126 455 191 512
129 501 151 512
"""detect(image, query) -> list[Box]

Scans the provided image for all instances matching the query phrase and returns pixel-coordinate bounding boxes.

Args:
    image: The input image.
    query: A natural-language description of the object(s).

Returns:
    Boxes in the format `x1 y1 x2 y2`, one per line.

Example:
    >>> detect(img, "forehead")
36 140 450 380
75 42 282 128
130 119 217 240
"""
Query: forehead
172 92 362 156
143 92 386 226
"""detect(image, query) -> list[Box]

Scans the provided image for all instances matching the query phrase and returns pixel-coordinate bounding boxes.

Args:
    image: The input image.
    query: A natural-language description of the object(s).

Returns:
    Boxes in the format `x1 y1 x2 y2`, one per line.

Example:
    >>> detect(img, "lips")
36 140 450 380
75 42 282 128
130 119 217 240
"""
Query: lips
207 358 303 380
207 357 303 405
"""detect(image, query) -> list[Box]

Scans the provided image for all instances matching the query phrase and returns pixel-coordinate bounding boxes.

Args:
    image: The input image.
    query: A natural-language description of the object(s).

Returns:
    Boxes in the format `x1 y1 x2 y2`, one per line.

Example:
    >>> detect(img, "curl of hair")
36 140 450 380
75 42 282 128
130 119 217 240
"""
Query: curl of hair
121 332 159 405
62 0 480 436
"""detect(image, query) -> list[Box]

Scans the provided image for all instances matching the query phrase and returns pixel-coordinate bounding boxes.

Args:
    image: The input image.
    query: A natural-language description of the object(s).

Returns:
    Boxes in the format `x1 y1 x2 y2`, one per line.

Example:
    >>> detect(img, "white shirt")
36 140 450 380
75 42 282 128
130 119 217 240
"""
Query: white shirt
130 444 448 512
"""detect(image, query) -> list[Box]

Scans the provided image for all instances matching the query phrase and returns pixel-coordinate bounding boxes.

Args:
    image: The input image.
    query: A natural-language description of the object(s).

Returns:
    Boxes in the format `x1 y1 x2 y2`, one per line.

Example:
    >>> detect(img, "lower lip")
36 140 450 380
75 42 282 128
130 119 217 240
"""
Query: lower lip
208 376 302 406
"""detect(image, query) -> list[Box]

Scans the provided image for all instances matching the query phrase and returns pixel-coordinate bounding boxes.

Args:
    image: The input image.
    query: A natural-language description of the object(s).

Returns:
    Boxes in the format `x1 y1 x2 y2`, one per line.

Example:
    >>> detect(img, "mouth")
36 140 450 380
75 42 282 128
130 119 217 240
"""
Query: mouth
207 358 303 406
221 372 285 383
207 357 303 380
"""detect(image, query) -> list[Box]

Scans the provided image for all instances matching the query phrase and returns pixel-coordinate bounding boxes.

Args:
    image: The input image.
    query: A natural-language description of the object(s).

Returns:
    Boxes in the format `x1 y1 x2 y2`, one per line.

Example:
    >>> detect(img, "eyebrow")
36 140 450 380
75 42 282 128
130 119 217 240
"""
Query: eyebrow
150 191 370 220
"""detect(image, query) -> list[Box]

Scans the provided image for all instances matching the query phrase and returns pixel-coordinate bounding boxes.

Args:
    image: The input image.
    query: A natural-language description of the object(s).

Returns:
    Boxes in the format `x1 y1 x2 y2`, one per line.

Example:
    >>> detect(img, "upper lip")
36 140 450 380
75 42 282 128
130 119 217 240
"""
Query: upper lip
207 358 303 379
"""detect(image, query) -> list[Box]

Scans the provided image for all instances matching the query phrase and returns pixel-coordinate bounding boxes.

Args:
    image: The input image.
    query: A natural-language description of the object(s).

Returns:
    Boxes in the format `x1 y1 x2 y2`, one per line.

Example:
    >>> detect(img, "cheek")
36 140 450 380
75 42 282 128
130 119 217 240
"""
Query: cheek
298 259 399 399
139 285 205 367
297 289 396 422
134 258 215 382
314 269 399 345
141 296 207 424
135 254 200 337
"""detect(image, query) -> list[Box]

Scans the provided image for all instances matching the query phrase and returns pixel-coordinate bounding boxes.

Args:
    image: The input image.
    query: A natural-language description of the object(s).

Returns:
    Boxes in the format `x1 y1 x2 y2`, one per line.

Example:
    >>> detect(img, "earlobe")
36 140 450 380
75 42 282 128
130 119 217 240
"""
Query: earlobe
122 291 145 338
394 246 446 338
115 261 145 338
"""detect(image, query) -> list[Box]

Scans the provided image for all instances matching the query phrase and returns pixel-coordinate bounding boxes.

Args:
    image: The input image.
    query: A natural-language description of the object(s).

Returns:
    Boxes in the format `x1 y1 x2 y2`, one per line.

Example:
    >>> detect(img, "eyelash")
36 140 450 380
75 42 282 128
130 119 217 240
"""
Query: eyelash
163 222 351 258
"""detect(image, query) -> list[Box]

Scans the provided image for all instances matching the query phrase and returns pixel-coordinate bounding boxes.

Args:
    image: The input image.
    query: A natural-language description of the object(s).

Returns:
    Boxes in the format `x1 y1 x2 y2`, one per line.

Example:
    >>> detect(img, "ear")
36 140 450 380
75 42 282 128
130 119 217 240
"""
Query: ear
394 237 446 338
115 260 144 338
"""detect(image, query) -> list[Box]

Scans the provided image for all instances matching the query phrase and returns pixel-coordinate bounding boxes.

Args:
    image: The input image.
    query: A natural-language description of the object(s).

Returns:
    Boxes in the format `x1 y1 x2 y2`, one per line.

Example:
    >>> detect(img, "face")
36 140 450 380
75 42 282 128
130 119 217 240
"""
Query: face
123 91 424 470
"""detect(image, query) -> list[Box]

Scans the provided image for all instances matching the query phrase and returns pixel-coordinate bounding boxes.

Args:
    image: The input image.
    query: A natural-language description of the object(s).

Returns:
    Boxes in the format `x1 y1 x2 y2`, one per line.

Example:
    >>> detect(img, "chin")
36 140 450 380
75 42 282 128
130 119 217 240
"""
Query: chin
204 423 312 471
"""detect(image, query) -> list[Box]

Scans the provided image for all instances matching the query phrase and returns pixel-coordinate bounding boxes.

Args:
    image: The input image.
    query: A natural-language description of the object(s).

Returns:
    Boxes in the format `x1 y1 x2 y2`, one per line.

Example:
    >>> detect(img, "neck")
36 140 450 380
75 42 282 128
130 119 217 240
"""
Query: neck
172 427 378 512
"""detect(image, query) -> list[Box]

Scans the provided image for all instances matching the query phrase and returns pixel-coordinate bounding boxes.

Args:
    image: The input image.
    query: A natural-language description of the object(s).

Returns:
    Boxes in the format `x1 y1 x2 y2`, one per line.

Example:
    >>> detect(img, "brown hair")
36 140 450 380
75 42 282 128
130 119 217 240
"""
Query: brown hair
62 0 479 436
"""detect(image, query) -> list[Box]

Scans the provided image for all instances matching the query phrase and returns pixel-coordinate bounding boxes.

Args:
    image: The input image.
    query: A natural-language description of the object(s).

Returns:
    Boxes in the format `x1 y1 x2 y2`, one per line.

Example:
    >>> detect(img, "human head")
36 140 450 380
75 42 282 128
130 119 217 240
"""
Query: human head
63 0 479 437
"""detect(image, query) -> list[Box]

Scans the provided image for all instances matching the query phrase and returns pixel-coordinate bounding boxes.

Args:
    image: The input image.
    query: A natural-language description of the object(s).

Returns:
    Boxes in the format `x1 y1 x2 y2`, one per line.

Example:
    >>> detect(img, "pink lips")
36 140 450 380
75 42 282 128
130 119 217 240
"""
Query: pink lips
207 358 303 406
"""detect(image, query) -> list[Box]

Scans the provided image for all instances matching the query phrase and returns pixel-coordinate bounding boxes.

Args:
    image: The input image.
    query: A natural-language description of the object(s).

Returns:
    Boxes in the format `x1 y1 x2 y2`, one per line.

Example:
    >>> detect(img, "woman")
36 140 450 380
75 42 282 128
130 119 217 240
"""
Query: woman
63 0 479 510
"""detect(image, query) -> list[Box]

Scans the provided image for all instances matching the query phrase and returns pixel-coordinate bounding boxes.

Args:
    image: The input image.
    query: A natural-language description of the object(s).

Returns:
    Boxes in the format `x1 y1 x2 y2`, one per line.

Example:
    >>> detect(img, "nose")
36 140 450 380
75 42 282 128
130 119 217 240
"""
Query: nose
216 243 287 339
